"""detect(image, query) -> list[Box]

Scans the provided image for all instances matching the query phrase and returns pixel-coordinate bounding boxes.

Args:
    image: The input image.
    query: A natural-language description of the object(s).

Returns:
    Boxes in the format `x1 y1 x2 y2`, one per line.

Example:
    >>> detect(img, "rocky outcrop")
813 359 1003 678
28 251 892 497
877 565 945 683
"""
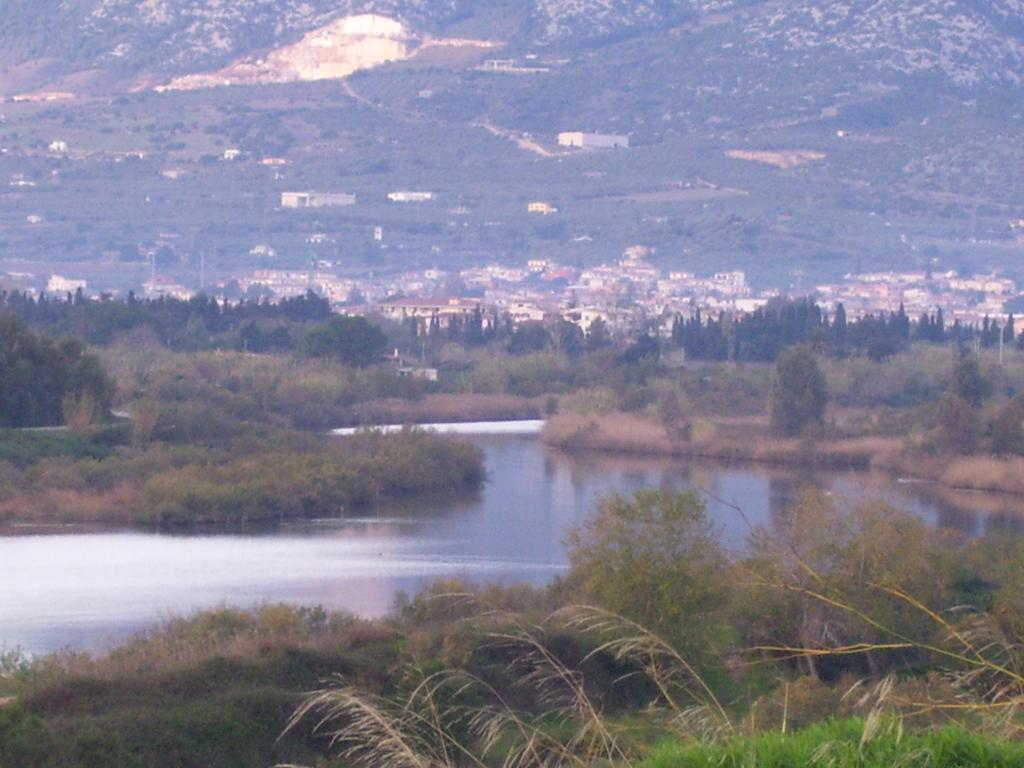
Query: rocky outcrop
157 13 412 90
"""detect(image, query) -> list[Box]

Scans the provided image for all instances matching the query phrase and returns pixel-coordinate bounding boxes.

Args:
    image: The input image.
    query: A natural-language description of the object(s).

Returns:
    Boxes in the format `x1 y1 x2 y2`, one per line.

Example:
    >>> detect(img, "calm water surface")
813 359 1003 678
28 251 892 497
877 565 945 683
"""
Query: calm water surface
4 430 1024 655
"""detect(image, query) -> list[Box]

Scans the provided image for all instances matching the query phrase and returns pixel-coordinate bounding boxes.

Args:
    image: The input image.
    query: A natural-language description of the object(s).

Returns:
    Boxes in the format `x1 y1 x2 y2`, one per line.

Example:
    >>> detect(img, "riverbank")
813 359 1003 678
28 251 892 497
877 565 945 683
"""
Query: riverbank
334 393 543 427
542 411 1024 496
332 419 545 436
0 430 484 526
542 411 896 469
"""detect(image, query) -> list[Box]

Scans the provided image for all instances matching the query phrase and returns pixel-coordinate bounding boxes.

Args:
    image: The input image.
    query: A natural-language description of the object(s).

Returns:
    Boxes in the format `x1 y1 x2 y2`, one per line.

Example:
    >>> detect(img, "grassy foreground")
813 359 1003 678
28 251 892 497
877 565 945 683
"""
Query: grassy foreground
643 720 1024 768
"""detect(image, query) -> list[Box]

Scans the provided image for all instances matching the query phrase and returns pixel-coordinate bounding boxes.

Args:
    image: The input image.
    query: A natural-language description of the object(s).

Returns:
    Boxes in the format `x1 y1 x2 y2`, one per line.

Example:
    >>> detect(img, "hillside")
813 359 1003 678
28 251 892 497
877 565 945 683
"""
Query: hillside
4 0 1024 92
1 0 1023 291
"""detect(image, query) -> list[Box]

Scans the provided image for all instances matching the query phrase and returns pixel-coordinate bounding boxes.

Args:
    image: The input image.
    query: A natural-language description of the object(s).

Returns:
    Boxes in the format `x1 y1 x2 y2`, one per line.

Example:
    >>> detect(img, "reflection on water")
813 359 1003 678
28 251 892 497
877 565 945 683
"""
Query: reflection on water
3 433 1024 655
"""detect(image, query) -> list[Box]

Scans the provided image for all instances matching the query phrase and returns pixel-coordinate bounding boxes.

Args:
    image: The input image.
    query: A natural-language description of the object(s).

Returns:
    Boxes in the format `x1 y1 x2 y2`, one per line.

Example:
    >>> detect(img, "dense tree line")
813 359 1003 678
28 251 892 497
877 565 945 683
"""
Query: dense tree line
0 314 114 428
0 289 331 350
671 298 1016 362
3 288 1018 369
401 306 613 358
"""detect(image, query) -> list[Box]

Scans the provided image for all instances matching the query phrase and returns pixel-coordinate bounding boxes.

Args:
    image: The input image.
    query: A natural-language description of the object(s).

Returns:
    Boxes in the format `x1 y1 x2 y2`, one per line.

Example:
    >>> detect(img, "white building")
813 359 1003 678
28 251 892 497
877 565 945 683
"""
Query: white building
498 300 546 324
143 278 192 300
734 298 770 313
387 191 434 202
557 132 629 149
249 244 277 259
397 364 439 381
480 59 517 71
47 275 87 294
378 297 482 323
563 306 620 333
528 201 558 215
281 191 356 208
712 271 747 293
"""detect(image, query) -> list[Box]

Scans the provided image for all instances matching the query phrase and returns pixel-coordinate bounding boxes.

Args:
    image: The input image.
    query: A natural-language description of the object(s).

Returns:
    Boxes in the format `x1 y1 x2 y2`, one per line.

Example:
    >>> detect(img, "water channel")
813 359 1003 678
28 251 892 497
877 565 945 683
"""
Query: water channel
4 424 1024 655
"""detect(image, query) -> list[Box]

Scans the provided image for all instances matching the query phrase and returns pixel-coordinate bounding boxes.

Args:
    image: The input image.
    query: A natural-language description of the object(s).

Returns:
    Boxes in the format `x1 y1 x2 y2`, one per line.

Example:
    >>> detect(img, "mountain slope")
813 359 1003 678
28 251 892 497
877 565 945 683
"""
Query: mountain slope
2 0 1024 289
3 0 1024 93
738 0 1024 86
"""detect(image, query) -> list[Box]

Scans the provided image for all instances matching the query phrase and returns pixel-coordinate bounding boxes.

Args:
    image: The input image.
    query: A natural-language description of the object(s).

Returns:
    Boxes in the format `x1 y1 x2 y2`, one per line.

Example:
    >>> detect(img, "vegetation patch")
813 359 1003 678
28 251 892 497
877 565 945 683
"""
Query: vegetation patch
643 719 1024 768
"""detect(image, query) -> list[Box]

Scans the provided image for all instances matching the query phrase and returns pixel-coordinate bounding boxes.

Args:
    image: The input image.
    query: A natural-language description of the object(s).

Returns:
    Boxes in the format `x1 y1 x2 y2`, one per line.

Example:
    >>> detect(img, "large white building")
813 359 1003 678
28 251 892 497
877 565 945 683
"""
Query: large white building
46 275 87 295
379 297 482 322
557 132 629 149
281 191 356 208
387 191 434 202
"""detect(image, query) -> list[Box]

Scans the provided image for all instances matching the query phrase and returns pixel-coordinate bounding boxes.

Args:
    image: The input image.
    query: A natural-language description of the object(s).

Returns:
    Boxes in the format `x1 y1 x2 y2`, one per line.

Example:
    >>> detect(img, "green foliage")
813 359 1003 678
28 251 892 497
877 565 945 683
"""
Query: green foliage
0 315 114 428
1 291 330 352
565 490 730 662
106 347 431 432
988 396 1024 456
741 491 955 679
933 393 980 455
0 705 58 768
300 315 388 367
0 427 125 468
140 430 484 525
770 346 829 437
950 352 992 408
586 318 612 352
618 334 661 368
554 319 585 358
824 346 947 409
507 322 552 355
1 606 389 768
642 719 1024 768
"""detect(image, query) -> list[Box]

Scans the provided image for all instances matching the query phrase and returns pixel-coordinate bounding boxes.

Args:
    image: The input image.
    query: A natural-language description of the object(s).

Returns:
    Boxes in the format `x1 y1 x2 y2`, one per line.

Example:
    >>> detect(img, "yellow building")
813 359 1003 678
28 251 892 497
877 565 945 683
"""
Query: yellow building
528 201 558 215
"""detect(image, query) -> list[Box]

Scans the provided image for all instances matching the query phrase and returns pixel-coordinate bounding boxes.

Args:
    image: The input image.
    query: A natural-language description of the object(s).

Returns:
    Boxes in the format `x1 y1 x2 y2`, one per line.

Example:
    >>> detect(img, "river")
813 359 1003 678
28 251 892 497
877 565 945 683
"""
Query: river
3 426 1024 656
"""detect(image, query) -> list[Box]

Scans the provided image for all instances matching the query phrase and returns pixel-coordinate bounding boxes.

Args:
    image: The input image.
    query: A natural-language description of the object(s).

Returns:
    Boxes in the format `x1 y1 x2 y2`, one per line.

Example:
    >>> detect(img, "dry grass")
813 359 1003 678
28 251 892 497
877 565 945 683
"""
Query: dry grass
542 412 901 470
26 604 388 685
542 412 677 455
285 604 736 768
0 483 141 524
941 456 1024 495
544 412 1024 497
869 452 1024 497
